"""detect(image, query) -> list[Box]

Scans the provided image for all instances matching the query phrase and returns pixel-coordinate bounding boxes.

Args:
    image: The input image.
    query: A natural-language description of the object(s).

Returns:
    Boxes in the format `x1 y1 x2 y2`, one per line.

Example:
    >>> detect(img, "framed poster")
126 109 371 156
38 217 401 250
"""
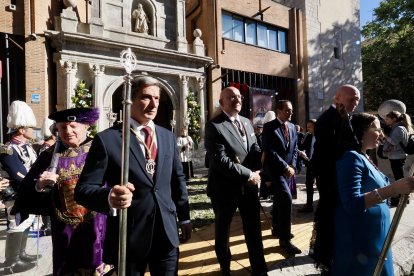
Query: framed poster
250 88 274 127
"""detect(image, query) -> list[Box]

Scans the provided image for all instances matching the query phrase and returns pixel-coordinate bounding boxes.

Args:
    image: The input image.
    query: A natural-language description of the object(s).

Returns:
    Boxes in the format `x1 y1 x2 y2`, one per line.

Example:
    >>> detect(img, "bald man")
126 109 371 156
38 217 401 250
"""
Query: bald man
205 87 267 276
310 85 360 272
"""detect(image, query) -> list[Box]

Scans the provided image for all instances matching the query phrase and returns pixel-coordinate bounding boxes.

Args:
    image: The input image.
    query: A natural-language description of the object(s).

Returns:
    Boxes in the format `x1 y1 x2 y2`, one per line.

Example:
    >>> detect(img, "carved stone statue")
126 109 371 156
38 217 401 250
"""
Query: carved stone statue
132 3 149 34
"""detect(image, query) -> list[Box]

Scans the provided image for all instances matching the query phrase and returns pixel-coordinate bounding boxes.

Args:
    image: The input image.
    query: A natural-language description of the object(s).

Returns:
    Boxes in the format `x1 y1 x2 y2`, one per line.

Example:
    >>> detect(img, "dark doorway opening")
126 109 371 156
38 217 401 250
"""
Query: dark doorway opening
111 84 174 131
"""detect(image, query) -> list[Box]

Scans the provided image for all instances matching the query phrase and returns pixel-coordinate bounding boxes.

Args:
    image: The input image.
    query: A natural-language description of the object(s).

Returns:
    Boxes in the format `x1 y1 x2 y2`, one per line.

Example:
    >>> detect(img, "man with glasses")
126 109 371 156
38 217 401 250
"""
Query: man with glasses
205 86 267 276
262 100 301 255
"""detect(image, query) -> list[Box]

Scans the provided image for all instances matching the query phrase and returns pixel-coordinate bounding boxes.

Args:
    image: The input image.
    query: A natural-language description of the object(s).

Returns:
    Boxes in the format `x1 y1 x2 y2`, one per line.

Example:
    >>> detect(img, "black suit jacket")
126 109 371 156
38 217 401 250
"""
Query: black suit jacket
75 123 190 264
300 133 314 165
205 112 261 201
312 106 357 178
262 119 298 182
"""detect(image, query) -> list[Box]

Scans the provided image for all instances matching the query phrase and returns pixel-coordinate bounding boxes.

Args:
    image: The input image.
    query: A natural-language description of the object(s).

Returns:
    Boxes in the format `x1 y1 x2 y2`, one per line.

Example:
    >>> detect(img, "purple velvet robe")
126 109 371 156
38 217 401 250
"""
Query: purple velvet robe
50 141 107 276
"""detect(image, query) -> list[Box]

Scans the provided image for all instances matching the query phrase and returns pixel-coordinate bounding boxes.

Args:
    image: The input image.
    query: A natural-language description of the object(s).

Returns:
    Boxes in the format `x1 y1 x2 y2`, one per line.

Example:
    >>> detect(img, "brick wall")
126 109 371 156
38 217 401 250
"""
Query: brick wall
2 1 60 127
25 38 48 125
0 0 24 35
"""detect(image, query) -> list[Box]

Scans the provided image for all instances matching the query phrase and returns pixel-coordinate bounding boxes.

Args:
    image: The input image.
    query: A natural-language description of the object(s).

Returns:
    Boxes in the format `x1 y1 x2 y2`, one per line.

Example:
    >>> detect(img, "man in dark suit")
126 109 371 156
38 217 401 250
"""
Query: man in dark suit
298 119 316 213
262 100 301 255
75 76 191 275
205 86 267 276
311 84 360 271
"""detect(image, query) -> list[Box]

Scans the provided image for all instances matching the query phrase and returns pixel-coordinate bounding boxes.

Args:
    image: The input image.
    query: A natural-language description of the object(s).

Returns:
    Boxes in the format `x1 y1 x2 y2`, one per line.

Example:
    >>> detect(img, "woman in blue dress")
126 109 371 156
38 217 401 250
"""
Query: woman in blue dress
334 113 414 276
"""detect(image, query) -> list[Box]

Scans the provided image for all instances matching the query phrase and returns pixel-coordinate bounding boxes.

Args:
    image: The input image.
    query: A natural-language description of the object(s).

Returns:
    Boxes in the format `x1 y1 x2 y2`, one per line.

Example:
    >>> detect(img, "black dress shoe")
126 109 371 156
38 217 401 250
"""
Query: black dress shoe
271 229 294 239
298 205 313 213
220 268 232 276
280 240 302 255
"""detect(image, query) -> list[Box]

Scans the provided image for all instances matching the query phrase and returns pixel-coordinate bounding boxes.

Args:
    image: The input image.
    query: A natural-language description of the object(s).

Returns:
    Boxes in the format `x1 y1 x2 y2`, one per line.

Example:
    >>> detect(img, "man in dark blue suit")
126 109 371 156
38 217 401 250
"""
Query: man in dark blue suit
75 76 191 275
262 100 301 255
205 86 267 276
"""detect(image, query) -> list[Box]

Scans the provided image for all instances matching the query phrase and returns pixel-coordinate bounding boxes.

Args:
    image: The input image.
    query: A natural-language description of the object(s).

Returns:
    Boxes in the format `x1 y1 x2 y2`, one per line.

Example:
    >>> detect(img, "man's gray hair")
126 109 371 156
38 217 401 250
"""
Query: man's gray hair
131 76 161 99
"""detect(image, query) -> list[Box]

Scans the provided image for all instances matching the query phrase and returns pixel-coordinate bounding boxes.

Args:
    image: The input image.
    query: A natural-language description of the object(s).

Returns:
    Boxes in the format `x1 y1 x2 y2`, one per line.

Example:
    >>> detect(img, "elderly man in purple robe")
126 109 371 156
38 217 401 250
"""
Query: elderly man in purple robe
21 107 110 275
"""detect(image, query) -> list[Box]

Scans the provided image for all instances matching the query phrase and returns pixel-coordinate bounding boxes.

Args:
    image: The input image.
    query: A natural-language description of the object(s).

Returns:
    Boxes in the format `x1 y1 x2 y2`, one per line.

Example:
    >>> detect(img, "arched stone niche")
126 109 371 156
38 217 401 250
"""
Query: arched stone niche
131 0 157 36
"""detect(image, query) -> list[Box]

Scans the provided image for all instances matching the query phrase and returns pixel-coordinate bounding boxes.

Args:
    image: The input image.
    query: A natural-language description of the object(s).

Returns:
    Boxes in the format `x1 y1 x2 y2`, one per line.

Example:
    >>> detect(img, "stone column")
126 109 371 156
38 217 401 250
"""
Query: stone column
176 0 188 52
180 75 189 132
197 76 206 141
57 60 78 111
89 64 106 130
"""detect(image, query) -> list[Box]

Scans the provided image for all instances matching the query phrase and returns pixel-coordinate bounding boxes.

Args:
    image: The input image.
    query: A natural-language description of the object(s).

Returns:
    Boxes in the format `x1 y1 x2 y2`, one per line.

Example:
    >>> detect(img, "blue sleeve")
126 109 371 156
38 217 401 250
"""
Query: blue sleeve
0 149 28 188
262 123 288 175
75 134 112 214
336 151 366 214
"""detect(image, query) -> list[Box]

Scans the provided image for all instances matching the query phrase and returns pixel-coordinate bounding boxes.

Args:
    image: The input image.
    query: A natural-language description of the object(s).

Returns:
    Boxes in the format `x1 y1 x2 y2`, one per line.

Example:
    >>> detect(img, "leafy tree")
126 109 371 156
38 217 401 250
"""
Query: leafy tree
361 0 414 113
72 80 97 136
186 88 201 147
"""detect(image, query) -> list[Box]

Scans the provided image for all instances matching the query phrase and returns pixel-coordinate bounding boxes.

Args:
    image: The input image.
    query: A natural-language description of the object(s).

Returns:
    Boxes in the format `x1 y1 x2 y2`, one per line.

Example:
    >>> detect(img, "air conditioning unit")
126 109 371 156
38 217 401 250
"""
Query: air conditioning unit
8 4 17 11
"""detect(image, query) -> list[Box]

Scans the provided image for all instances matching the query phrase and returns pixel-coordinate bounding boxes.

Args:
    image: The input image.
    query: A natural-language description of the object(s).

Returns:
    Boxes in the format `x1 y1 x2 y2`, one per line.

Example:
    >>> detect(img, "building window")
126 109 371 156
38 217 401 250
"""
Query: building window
257 23 268 48
245 20 257 45
221 11 288 53
268 28 277 50
278 31 287 53
222 13 233 39
233 16 244 42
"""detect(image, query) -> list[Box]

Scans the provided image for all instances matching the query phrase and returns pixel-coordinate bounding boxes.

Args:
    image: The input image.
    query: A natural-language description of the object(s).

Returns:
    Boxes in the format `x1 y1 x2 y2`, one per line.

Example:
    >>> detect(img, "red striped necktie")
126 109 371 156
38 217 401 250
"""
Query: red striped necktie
142 126 157 161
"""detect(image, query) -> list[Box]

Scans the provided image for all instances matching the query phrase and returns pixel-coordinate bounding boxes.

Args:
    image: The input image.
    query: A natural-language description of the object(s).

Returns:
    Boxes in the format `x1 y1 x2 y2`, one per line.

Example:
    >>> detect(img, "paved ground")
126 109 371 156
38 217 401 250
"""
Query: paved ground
0 163 413 275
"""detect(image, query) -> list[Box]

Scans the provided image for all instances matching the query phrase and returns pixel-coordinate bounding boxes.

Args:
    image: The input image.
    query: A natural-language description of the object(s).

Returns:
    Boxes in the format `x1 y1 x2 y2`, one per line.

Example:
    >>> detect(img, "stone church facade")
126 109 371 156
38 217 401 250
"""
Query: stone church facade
48 0 212 134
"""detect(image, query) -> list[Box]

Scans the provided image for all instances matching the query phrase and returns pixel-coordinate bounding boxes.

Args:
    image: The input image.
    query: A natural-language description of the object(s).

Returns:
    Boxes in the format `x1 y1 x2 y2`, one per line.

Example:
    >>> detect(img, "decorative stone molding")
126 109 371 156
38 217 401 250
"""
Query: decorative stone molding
196 76 206 140
176 0 188 52
59 60 78 75
180 75 190 130
89 64 105 76
57 60 78 110
193 29 205 56
57 5 78 32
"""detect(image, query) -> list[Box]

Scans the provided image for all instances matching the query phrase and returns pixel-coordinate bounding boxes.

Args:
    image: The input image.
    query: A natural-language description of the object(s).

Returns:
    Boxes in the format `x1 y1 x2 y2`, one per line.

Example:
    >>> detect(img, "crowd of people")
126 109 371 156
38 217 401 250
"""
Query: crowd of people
0 77 413 276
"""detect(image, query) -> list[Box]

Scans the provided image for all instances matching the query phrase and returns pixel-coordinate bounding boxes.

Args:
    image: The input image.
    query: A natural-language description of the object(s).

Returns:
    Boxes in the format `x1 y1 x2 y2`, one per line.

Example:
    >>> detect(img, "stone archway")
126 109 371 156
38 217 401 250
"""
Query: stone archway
102 75 179 132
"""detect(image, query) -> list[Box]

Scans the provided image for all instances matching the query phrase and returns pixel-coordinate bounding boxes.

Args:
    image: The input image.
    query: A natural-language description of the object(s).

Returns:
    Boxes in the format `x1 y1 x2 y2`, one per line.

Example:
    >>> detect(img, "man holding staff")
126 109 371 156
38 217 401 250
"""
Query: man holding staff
75 76 191 275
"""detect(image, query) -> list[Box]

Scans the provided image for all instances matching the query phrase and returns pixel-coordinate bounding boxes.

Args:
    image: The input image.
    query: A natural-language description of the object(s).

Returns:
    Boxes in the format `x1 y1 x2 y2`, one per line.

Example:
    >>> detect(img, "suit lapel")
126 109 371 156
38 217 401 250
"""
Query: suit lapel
242 117 253 150
274 122 286 148
222 115 247 152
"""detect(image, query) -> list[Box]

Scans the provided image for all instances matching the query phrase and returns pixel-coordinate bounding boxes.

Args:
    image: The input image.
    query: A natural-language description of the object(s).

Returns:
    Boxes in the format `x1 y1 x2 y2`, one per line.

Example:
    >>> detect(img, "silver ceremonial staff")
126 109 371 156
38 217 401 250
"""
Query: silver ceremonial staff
47 132 61 174
373 194 410 276
115 48 137 276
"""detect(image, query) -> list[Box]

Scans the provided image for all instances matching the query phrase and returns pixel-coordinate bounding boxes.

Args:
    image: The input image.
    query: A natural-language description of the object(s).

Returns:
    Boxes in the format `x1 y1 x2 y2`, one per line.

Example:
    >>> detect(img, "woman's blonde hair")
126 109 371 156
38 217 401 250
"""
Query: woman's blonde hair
386 111 414 134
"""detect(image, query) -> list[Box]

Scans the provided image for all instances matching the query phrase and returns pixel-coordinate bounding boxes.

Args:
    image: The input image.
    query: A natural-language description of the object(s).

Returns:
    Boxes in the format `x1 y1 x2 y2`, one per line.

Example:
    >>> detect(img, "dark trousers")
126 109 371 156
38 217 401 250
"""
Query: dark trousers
304 165 316 207
211 191 267 275
312 174 337 269
126 212 178 276
271 177 292 241
181 161 194 180
389 158 406 206
389 158 406 180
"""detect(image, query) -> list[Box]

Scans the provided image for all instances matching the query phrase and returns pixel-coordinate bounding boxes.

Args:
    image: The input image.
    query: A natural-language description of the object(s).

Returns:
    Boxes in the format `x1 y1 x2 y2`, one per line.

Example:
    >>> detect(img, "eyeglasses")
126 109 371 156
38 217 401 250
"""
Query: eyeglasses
228 95 244 101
